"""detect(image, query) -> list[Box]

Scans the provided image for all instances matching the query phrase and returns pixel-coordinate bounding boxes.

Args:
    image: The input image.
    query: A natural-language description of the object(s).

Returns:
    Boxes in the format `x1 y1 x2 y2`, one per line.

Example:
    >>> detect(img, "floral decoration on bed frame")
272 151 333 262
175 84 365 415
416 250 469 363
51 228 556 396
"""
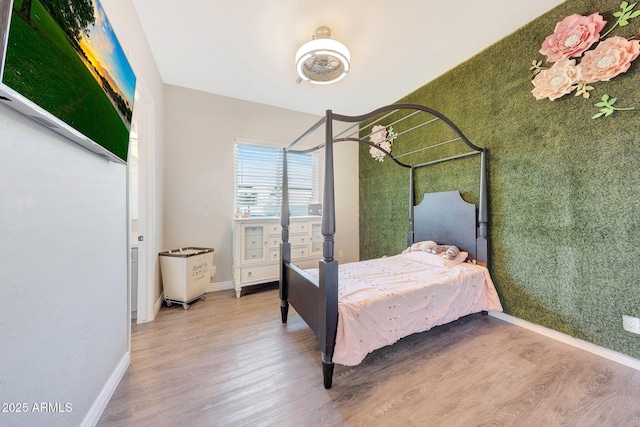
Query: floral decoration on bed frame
369 124 397 162
530 2 640 119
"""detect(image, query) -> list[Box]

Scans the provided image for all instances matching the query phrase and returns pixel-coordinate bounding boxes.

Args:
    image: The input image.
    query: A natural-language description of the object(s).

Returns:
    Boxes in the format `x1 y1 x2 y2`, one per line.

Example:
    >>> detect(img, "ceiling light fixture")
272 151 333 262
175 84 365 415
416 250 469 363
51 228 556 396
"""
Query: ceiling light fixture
295 26 350 85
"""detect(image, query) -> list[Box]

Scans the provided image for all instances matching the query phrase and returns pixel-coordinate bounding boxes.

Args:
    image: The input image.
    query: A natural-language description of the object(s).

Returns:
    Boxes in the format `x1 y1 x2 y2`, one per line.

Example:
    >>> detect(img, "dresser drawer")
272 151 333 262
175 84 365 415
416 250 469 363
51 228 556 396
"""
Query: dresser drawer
245 237 265 250
267 223 281 236
241 264 278 282
244 248 264 261
268 237 280 249
292 247 309 259
290 222 309 234
244 226 263 236
290 234 308 246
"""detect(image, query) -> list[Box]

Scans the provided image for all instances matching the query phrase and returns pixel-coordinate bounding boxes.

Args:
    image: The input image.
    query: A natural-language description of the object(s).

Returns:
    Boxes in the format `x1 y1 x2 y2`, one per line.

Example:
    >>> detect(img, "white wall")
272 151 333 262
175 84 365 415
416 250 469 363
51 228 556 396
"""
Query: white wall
0 107 128 427
0 0 164 425
106 0 166 323
163 85 359 287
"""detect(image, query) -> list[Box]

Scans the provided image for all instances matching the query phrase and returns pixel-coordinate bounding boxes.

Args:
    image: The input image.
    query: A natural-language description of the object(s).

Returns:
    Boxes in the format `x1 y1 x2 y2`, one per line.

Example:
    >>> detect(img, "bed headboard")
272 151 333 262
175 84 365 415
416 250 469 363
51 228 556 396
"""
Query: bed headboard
412 191 482 264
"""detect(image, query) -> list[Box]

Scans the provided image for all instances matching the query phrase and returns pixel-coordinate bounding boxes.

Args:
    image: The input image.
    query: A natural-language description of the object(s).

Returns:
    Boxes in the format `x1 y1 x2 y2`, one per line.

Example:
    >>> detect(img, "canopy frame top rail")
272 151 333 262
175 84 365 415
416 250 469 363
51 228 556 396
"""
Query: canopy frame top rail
285 104 484 167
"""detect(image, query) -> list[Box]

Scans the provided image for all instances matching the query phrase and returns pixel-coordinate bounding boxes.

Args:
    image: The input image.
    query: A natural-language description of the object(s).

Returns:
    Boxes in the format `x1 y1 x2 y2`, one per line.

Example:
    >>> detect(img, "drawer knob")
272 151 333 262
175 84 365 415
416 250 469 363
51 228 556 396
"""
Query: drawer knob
248 272 252 277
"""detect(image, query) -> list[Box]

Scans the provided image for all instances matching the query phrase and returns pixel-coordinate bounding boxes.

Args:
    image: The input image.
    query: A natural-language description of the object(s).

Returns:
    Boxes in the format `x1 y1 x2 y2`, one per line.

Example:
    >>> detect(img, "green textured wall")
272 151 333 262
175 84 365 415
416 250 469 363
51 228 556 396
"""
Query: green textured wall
359 0 640 360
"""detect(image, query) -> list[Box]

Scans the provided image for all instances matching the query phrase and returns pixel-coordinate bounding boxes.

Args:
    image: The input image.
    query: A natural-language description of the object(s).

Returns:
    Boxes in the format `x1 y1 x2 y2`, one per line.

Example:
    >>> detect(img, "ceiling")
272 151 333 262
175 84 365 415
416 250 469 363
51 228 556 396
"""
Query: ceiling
130 0 565 116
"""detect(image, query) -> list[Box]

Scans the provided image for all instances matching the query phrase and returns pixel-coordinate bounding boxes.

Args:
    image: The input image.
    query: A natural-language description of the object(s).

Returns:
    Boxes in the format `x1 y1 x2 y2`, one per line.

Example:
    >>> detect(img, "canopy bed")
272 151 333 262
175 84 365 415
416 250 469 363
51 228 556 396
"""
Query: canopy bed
279 104 502 389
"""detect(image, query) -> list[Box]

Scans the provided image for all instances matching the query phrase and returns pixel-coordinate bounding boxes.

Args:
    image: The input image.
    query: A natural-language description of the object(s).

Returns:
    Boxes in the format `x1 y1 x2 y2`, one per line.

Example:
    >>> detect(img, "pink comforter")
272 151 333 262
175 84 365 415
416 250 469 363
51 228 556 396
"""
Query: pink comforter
307 253 503 366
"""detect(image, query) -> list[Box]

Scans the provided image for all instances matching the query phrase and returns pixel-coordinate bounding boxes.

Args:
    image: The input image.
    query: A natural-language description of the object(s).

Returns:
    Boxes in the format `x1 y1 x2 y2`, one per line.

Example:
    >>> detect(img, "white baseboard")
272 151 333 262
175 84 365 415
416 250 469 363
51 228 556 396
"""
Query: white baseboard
208 280 234 292
490 312 640 372
154 292 164 317
81 351 130 427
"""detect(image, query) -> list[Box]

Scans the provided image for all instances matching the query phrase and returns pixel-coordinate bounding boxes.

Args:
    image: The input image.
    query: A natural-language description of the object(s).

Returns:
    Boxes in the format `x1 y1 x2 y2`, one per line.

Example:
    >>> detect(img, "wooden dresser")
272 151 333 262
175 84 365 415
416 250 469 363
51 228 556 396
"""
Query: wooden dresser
232 216 322 298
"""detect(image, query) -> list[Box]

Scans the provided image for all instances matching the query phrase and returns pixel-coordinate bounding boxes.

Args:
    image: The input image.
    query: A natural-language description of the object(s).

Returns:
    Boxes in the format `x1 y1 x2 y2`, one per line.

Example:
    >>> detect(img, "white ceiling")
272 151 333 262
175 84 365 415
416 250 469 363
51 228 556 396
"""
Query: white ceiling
131 0 565 116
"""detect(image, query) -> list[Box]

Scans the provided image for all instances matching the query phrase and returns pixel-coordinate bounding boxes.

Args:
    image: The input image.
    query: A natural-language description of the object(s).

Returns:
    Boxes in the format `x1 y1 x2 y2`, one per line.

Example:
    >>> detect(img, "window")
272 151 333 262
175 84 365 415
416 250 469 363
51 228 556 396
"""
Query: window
234 142 318 217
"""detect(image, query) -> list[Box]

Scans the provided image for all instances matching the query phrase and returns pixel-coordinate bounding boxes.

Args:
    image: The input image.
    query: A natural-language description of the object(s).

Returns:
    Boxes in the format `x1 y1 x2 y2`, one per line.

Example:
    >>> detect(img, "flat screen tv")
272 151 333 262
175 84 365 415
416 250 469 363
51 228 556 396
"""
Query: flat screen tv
0 0 136 164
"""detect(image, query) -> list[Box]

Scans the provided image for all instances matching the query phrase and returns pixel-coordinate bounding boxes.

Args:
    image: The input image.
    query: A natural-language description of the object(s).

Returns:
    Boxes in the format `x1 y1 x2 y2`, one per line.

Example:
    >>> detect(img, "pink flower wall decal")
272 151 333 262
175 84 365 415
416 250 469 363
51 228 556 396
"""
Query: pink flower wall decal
531 3 640 117
370 125 388 144
369 124 397 162
578 36 640 83
531 60 581 101
539 13 606 62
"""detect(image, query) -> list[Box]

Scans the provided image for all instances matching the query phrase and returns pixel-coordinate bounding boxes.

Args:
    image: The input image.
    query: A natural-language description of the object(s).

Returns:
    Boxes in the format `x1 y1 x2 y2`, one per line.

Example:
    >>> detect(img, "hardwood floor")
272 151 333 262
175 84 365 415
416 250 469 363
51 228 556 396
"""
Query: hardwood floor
98 288 640 426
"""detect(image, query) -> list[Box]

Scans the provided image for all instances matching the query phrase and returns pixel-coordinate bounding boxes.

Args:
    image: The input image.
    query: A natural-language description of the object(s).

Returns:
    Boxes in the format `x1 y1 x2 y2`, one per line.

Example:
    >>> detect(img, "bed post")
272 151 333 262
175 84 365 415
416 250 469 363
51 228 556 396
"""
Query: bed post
279 149 291 323
319 110 339 389
407 166 415 246
477 149 489 266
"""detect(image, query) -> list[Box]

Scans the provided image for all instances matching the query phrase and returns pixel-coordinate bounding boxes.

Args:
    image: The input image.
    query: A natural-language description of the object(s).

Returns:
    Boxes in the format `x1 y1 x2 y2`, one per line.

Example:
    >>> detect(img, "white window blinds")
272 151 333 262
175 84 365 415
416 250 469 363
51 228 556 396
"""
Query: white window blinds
234 142 318 217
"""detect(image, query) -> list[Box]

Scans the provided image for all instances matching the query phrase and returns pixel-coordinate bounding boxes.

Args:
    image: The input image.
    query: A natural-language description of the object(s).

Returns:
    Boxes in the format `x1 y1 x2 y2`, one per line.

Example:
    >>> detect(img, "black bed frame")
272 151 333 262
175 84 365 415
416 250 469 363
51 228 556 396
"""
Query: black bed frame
279 104 488 389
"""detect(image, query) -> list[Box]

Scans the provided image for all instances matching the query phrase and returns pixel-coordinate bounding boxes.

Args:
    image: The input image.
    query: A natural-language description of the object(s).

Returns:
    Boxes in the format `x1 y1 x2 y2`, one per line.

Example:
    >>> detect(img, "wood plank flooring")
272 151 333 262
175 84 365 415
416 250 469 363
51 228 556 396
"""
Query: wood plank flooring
98 288 640 426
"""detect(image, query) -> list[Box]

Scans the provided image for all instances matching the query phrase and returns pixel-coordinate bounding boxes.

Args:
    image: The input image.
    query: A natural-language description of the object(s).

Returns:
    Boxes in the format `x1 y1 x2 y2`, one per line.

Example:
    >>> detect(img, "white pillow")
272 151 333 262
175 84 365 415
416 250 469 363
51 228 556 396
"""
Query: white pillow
403 250 468 268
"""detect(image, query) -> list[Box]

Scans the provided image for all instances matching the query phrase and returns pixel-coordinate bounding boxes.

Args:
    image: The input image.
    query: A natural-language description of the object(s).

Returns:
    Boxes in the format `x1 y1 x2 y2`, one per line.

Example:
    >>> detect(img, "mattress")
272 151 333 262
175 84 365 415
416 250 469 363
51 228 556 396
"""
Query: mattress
306 252 503 365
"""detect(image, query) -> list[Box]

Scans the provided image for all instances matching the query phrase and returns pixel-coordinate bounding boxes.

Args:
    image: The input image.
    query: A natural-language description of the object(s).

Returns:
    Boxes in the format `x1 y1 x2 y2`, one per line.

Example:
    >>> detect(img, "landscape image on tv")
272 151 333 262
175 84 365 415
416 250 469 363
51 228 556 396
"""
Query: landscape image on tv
1 0 136 162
